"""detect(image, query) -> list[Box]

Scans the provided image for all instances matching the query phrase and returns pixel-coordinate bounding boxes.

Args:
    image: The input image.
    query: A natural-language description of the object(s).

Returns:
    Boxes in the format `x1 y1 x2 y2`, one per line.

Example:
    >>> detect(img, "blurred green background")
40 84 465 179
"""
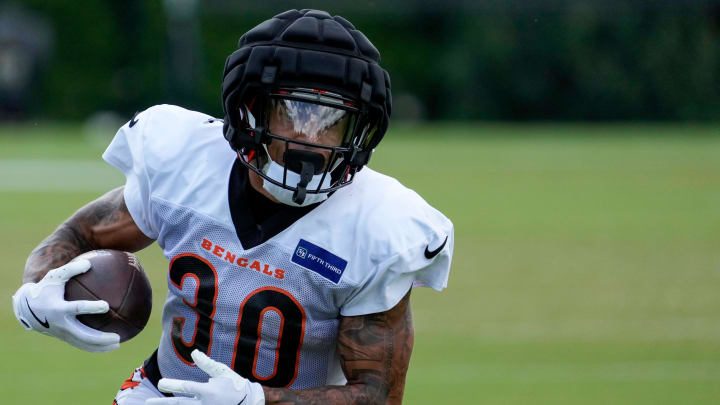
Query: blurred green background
3 0 719 121
1 1 719 404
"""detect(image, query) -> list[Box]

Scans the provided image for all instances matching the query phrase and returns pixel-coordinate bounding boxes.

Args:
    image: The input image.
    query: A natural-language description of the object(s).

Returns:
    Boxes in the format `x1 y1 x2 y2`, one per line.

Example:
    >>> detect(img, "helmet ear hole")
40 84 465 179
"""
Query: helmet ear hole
238 104 257 129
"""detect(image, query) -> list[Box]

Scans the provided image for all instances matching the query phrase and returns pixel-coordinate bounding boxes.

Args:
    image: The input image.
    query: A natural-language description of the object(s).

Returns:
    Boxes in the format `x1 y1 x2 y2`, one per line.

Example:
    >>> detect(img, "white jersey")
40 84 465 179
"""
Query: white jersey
103 104 453 389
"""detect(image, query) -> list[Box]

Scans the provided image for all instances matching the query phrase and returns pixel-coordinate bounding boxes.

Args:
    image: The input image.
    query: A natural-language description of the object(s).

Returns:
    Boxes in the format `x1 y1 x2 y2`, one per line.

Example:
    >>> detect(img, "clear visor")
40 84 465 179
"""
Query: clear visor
268 98 351 146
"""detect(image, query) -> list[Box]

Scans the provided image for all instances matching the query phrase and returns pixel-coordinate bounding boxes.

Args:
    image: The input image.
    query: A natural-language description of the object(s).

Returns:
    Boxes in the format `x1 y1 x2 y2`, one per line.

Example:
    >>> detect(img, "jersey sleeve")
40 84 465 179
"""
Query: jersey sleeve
339 203 454 317
102 109 158 239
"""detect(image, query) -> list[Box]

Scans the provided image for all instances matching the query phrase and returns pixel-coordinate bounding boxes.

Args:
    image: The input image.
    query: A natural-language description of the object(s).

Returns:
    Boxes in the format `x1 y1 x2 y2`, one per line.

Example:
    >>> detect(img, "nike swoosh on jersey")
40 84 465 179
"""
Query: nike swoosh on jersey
26 297 50 328
424 236 448 259
129 111 140 128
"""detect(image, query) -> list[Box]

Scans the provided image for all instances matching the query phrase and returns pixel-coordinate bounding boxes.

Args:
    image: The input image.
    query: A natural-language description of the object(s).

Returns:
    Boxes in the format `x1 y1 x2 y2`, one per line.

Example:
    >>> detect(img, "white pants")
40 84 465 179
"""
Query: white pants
113 367 165 405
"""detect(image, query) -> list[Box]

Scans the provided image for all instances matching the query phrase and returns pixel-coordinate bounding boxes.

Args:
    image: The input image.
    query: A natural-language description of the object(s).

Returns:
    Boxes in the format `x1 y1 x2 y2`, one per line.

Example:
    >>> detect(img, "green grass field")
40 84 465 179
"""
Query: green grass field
1 123 719 404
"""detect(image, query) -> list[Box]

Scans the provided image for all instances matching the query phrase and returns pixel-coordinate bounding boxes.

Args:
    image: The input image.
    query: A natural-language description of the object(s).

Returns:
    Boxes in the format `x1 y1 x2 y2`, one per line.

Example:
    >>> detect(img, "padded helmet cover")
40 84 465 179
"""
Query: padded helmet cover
222 9 392 165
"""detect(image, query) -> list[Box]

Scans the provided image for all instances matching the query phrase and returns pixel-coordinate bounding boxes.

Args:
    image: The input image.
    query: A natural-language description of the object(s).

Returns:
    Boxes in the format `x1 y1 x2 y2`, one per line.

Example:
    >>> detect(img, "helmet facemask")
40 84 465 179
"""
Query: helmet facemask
221 10 392 203
237 88 369 206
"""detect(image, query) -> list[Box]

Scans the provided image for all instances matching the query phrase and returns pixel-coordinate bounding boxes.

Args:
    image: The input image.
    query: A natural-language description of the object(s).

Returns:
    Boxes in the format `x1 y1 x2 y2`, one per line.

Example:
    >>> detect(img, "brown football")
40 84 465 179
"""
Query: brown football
65 250 152 342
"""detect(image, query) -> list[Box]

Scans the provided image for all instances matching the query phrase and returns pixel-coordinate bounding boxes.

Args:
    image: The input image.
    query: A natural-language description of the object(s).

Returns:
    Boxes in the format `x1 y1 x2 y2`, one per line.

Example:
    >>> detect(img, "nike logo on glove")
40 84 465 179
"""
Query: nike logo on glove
26 298 50 328
424 236 448 259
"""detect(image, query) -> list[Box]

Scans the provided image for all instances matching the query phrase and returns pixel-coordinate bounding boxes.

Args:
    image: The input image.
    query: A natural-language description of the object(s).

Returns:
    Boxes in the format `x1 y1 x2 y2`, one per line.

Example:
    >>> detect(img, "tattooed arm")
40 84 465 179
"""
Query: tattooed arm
23 186 154 283
263 291 414 405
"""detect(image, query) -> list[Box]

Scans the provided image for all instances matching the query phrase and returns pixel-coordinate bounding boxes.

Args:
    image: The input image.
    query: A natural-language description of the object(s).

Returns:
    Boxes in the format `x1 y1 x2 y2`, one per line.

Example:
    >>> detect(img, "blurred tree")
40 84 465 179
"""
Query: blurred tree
11 0 720 122
0 3 52 119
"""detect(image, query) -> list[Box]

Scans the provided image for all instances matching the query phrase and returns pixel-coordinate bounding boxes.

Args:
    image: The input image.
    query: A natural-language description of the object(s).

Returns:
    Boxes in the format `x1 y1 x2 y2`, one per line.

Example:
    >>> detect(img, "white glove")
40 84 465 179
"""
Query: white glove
146 349 265 405
12 259 121 352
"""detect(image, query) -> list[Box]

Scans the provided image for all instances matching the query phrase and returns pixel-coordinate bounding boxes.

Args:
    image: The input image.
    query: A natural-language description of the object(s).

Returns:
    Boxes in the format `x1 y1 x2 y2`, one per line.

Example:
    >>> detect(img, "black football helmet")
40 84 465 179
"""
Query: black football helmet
221 9 392 204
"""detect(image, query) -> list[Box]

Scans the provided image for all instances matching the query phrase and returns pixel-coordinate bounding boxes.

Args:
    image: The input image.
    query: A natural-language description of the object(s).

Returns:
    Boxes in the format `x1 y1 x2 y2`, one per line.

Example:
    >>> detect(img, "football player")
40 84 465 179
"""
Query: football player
12 9 453 405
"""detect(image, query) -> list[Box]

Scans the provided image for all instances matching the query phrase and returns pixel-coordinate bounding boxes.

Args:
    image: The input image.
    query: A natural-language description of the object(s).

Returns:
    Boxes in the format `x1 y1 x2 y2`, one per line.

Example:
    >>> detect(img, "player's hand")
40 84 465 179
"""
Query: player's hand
11 259 121 352
145 349 265 405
